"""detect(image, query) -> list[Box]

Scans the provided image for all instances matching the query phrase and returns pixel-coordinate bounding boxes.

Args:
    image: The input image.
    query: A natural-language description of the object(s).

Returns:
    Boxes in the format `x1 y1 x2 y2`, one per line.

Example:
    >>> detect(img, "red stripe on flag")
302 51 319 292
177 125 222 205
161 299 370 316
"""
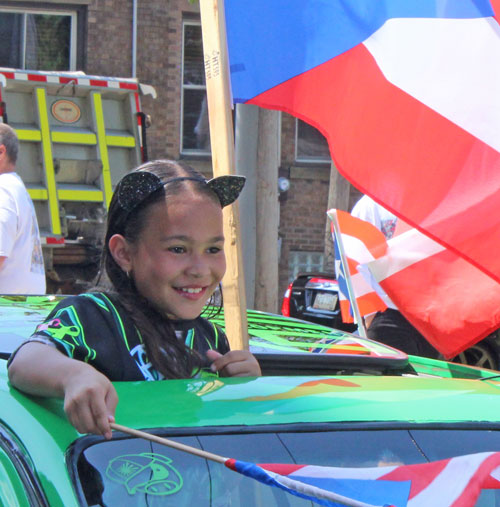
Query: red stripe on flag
377 247 500 358
452 453 500 507
380 458 450 498
492 0 500 24
339 300 355 323
335 212 387 259
259 463 305 475
249 43 500 282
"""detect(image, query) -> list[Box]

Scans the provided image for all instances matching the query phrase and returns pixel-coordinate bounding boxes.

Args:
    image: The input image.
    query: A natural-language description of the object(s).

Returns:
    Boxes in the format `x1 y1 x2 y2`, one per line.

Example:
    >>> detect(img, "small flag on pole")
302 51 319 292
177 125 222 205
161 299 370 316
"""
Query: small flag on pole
226 451 500 507
328 209 388 326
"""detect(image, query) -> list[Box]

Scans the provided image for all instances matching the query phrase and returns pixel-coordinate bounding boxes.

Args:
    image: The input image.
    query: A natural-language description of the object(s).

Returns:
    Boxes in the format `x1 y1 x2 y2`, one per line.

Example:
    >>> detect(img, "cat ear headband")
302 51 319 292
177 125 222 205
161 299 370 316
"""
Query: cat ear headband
116 171 246 213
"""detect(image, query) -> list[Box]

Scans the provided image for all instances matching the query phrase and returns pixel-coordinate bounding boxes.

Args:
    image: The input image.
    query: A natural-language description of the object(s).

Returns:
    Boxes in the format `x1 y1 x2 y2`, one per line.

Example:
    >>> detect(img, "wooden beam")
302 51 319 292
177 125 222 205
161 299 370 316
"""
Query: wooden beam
199 0 248 350
255 108 280 313
324 160 351 272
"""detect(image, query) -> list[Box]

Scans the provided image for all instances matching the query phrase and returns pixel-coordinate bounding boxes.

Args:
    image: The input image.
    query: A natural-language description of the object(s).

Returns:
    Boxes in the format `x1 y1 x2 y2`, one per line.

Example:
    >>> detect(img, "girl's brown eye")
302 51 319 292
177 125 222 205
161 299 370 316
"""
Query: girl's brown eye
168 246 185 254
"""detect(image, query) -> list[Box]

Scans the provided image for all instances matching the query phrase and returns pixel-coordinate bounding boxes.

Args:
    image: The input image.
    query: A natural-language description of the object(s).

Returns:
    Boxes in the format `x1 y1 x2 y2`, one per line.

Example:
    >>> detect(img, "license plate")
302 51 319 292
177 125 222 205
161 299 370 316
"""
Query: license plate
312 292 338 310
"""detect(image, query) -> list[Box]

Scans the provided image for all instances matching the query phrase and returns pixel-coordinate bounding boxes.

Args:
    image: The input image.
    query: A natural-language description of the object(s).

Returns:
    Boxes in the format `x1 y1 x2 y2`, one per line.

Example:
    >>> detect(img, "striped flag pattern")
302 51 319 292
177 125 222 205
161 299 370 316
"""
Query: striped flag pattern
226 451 500 507
329 210 389 324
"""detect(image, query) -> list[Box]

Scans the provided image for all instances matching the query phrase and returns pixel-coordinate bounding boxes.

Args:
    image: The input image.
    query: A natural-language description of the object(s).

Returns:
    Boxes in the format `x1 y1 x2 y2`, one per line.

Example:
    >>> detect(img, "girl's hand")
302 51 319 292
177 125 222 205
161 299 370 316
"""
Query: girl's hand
206 349 262 377
63 363 118 439
8 342 118 439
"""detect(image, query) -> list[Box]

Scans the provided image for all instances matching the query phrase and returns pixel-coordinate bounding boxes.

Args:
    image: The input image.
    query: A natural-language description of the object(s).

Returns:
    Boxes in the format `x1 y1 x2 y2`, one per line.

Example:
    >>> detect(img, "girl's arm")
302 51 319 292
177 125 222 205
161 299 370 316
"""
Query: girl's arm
8 342 118 439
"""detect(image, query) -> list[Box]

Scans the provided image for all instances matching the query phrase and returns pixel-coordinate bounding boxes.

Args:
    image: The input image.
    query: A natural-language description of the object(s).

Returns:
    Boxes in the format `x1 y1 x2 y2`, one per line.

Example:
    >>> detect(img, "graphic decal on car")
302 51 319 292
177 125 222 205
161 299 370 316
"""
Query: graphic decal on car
187 378 224 396
106 453 183 496
244 378 361 401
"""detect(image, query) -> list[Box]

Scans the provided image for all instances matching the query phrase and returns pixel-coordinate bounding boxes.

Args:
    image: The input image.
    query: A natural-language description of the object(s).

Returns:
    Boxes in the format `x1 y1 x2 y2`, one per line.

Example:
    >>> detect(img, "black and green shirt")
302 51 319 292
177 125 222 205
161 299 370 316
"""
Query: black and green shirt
20 292 229 381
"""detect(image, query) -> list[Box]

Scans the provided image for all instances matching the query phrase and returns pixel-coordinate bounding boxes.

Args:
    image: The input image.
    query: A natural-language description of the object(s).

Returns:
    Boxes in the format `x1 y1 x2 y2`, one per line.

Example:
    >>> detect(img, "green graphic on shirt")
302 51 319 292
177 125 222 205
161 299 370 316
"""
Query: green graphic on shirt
36 304 96 361
106 453 183 496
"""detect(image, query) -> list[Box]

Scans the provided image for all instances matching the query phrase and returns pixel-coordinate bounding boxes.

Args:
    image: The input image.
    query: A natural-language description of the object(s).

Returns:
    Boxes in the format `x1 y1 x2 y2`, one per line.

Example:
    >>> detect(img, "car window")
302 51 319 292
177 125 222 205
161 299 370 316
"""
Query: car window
72 428 500 506
410 429 500 461
77 434 309 506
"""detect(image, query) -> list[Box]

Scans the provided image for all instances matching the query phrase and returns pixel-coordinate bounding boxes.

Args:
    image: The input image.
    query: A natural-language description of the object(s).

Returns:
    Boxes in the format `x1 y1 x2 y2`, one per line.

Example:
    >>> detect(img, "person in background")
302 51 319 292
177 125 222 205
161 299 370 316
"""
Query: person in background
8 160 261 439
351 195 439 359
0 123 45 294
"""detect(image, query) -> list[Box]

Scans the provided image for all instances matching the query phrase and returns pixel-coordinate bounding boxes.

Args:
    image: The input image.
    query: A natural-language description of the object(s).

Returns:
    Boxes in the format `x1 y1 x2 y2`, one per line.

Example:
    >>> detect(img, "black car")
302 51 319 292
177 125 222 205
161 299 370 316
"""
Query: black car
282 272 500 370
282 272 356 333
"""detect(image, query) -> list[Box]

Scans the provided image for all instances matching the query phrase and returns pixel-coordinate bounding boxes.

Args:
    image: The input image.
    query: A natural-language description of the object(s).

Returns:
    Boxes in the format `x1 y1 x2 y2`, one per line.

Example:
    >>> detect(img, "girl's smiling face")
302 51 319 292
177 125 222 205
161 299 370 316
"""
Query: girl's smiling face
117 189 226 320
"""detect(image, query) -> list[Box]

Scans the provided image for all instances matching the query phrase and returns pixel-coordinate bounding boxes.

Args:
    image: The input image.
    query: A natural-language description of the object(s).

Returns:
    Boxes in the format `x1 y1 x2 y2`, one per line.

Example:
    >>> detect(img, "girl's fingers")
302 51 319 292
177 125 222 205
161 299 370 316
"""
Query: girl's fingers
209 350 261 377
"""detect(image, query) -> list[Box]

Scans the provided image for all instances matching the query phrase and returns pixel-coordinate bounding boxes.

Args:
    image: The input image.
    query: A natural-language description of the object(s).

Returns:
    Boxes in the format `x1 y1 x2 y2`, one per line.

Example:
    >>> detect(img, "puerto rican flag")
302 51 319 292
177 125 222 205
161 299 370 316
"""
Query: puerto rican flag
226 452 500 507
328 209 500 358
363 226 500 359
224 0 500 283
329 210 389 324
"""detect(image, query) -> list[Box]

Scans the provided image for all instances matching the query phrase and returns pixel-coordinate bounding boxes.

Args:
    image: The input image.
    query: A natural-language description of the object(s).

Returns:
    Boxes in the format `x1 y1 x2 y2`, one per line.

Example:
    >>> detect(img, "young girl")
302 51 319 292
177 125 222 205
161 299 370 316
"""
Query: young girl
8 160 261 439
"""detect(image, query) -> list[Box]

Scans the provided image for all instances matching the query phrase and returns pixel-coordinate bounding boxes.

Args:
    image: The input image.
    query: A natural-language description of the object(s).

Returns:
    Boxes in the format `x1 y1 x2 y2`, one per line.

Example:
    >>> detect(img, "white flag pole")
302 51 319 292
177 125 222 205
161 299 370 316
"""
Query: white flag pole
327 209 367 338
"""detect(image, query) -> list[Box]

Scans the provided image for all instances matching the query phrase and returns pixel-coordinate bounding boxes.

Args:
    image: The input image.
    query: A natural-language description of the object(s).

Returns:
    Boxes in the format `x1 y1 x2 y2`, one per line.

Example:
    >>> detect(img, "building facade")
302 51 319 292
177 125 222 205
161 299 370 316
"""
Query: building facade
0 0 361 304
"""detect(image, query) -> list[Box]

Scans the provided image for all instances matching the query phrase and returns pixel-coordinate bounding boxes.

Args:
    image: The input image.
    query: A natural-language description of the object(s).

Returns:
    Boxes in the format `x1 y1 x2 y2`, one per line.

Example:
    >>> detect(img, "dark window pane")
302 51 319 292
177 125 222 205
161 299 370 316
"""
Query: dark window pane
183 24 205 86
27 14 71 70
182 89 210 151
411 429 500 461
279 430 426 468
0 13 23 68
296 119 330 161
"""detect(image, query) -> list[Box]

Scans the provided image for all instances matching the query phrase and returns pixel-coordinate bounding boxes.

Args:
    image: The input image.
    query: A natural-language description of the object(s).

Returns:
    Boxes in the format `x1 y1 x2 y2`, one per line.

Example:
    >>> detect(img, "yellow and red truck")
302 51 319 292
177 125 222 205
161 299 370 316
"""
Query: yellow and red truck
0 68 156 291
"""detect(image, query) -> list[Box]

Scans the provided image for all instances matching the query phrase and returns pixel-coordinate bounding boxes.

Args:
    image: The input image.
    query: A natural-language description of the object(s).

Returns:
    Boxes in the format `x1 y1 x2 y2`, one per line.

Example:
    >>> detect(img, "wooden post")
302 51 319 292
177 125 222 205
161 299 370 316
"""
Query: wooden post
324 160 351 273
255 108 280 313
199 0 248 349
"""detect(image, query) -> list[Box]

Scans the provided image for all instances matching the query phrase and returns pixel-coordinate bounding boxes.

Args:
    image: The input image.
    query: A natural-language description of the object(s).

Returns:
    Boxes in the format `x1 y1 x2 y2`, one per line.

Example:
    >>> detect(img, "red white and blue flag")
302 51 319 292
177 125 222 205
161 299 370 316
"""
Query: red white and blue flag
329 210 388 323
226 451 500 507
363 226 500 359
327 209 500 358
224 0 500 283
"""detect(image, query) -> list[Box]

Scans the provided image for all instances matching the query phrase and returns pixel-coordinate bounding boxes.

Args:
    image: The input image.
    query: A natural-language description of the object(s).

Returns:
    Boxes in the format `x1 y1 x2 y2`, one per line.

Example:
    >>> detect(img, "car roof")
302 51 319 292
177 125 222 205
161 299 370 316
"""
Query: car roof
3 364 500 444
2 294 498 377
0 295 409 373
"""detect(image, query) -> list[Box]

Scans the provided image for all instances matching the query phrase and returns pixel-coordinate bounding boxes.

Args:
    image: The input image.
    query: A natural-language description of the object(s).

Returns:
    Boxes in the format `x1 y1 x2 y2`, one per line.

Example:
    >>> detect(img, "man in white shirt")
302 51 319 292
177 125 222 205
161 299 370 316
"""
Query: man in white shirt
0 123 46 294
351 195 398 240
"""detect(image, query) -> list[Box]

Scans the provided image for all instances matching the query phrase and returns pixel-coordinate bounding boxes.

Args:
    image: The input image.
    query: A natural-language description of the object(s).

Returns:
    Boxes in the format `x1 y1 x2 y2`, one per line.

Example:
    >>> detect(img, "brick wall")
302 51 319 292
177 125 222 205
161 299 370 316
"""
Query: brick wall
86 0 199 161
87 0 133 77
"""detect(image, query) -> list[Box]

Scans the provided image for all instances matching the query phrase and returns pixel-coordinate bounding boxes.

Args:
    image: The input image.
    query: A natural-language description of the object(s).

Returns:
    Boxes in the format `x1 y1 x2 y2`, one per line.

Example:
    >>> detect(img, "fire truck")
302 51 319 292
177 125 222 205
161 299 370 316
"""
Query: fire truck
0 68 156 292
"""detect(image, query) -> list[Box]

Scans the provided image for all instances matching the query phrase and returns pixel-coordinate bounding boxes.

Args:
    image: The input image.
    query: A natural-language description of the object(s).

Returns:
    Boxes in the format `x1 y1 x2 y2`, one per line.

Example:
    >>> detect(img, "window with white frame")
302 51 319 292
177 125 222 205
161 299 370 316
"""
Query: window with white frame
181 21 210 155
288 251 325 282
0 7 77 71
295 119 331 163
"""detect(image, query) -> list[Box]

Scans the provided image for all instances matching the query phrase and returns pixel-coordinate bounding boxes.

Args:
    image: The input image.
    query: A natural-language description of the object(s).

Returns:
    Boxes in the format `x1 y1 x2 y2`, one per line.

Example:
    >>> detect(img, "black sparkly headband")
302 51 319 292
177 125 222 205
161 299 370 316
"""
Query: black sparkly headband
116 171 246 213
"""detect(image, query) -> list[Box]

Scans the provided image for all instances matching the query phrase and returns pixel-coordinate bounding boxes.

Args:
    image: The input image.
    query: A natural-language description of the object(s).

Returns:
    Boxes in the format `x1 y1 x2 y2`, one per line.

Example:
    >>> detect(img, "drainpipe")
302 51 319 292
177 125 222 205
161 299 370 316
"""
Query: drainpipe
132 0 138 77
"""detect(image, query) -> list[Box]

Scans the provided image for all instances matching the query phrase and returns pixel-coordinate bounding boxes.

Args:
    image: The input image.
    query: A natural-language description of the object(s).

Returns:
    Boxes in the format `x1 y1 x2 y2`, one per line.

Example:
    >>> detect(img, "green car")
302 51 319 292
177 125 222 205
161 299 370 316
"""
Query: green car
2 295 500 506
